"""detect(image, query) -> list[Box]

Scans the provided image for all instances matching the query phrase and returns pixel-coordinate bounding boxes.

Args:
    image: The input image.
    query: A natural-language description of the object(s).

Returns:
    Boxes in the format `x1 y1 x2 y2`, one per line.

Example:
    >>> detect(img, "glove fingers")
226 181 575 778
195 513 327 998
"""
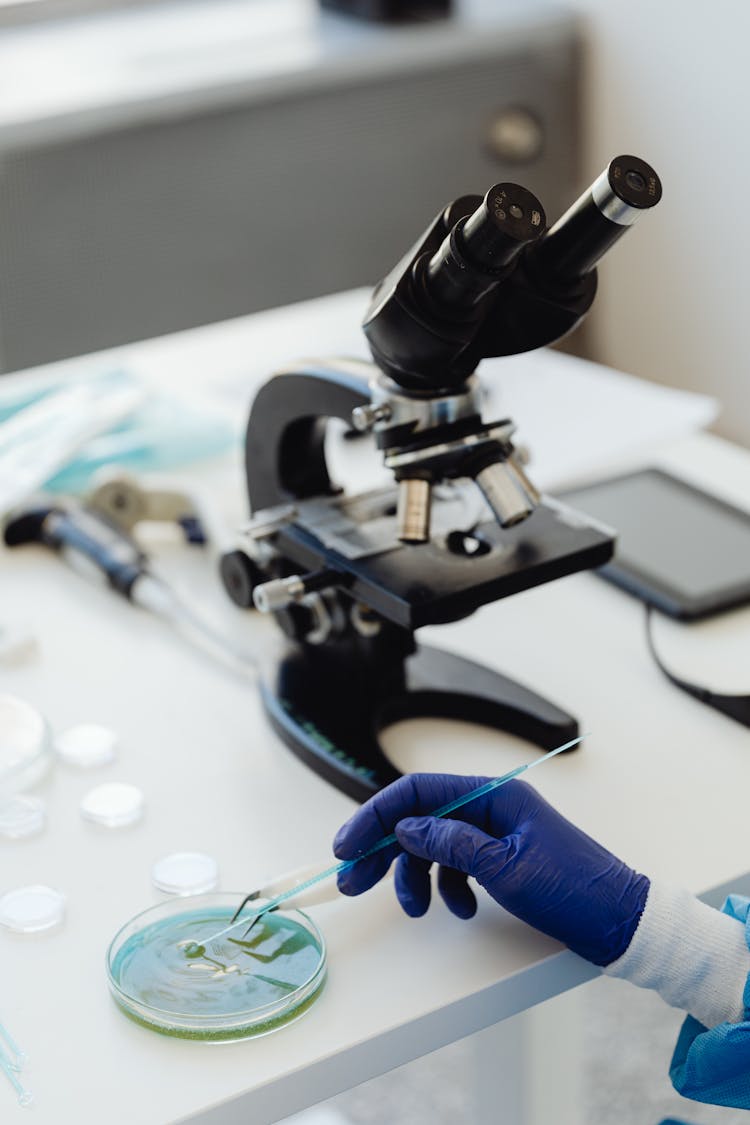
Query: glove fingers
333 774 496 859
396 815 511 882
334 775 544 865
336 851 392 897
394 852 432 917
437 865 477 919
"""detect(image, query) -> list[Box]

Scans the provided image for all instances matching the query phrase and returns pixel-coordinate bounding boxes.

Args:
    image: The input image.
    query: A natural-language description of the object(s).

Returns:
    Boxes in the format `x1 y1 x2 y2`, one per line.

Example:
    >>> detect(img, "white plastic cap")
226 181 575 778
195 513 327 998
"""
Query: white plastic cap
80 783 145 828
152 853 220 896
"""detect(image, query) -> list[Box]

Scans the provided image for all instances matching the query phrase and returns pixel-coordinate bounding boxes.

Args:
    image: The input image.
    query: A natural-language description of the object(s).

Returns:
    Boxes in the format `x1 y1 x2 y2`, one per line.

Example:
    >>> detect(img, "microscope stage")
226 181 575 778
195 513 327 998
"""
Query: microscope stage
274 491 614 629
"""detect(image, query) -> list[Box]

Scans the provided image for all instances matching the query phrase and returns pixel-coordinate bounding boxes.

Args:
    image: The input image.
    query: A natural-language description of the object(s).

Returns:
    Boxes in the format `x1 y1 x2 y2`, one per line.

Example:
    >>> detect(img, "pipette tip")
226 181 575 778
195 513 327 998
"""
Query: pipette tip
524 732 586 770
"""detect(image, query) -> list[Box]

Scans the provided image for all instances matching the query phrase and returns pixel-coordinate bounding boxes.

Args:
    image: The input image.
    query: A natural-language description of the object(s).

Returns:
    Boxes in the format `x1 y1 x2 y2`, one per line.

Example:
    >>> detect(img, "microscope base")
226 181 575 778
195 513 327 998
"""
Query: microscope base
260 642 578 803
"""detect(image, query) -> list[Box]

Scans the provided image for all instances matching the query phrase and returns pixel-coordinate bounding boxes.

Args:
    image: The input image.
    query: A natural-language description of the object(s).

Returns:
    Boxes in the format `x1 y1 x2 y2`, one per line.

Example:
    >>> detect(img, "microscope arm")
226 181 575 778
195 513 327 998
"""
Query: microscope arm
245 359 373 511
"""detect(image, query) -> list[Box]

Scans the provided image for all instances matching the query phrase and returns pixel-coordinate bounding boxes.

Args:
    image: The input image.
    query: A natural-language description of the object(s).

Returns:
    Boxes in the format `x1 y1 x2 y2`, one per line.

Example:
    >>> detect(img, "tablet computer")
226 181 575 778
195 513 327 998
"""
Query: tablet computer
559 468 750 620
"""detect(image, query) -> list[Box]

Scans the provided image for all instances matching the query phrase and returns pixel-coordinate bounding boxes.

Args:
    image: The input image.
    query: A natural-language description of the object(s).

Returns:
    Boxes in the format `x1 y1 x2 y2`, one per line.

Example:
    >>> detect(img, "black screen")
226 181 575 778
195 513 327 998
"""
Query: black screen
562 470 750 603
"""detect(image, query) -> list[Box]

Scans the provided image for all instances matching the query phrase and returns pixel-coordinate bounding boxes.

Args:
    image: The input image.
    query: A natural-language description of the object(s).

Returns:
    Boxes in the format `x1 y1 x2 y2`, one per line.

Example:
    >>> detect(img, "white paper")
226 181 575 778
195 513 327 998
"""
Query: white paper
479 347 719 491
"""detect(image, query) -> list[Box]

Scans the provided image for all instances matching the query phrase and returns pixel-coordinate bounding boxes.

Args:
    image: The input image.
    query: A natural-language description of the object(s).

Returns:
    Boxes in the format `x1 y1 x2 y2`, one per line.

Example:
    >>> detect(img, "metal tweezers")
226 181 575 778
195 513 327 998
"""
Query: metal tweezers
229 864 342 939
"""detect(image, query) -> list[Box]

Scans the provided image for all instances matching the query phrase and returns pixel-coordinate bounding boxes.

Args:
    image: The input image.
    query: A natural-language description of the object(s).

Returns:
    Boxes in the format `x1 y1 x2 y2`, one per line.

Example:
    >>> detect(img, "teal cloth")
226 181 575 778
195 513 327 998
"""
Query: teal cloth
669 894 750 1108
46 394 237 492
0 372 237 492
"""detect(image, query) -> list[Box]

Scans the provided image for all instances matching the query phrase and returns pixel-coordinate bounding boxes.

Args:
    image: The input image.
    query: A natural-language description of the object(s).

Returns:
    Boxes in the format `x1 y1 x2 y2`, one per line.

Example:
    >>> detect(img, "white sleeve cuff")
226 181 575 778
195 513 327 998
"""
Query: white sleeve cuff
603 880 750 1028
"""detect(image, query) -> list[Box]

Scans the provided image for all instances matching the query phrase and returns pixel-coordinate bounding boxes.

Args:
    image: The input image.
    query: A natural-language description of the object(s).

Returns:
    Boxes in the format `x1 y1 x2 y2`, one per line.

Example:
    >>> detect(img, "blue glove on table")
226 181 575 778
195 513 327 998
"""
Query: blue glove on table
333 774 649 966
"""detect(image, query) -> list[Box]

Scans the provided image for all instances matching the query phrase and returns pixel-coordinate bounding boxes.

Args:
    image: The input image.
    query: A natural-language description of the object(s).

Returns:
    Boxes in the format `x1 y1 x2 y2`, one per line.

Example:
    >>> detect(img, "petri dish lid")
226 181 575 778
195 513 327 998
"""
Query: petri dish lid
80 783 145 828
0 695 52 799
152 853 220 896
0 795 46 840
0 885 66 934
107 894 327 1042
55 723 118 768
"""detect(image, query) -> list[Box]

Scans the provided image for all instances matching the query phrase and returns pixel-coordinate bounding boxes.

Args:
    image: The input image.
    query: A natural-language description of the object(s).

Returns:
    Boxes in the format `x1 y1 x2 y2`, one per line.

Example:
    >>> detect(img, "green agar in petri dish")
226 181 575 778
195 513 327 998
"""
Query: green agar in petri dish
108 900 326 1041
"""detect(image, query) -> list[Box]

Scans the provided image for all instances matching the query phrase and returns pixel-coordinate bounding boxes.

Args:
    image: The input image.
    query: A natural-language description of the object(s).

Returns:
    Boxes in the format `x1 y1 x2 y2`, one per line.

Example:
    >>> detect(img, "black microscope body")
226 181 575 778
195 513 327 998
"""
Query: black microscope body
221 156 662 801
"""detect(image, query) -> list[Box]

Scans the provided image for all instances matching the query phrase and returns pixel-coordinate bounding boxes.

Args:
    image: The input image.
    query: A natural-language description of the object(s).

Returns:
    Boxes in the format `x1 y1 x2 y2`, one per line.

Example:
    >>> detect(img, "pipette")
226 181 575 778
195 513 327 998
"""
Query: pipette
201 734 582 948
0 1020 32 1108
0 1019 25 1067
0 1048 32 1108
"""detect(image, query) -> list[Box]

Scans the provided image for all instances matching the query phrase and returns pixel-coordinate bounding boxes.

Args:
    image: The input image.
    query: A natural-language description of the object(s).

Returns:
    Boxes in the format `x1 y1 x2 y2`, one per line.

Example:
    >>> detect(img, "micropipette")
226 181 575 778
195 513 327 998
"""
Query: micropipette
203 734 582 947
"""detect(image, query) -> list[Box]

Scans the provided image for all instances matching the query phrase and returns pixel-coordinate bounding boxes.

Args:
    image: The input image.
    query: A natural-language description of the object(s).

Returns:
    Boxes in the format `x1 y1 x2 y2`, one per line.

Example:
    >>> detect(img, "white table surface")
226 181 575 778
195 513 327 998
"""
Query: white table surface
2 290 750 1124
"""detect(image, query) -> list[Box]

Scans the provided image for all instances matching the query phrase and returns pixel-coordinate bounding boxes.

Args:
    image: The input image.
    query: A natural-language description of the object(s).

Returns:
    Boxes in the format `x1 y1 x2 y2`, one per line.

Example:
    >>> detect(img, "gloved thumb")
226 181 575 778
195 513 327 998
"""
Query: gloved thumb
395 816 512 881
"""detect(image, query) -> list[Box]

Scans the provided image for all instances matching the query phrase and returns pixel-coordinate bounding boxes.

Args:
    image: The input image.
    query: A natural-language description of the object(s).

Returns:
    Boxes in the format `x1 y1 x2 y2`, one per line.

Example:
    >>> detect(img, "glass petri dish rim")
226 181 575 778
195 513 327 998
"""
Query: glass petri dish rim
151 851 220 896
106 893 327 1037
0 697 52 800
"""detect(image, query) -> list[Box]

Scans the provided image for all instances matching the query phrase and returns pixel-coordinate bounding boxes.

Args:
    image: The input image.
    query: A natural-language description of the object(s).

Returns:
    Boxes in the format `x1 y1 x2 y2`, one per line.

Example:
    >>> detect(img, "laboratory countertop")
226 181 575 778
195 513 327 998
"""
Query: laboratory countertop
1 290 749 1124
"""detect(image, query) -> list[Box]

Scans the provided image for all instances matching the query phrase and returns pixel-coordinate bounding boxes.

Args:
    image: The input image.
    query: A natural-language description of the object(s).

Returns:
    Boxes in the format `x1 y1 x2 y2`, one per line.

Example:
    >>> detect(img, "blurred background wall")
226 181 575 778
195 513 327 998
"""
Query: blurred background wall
0 1 582 371
569 0 750 447
0 0 748 445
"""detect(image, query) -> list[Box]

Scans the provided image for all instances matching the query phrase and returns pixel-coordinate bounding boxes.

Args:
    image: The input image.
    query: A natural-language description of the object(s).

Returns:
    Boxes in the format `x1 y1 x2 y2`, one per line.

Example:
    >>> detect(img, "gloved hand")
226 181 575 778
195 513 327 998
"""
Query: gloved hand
333 774 649 966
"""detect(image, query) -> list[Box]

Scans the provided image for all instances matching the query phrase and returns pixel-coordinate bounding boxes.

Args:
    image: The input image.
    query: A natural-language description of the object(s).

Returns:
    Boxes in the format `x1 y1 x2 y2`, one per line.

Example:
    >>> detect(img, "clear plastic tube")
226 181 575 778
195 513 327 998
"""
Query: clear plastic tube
132 575 258 679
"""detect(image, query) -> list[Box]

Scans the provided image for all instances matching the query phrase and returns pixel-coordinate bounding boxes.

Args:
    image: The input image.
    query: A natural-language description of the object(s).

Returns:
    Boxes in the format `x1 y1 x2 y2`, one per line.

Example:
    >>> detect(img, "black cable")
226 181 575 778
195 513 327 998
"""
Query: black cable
645 606 750 728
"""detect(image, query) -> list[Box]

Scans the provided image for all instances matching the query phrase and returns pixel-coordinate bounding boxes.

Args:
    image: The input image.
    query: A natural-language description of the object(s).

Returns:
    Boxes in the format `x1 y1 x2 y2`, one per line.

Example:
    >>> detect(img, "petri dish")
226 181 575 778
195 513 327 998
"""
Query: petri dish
107 894 326 1041
152 852 219 896
0 885 66 934
55 723 118 768
0 795 46 840
80 782 145 827
0 695 52 800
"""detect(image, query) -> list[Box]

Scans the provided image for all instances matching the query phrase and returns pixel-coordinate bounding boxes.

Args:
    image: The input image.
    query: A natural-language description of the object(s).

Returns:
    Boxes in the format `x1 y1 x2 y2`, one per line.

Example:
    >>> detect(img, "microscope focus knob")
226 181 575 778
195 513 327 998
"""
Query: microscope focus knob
219 549 264 609
275 603 319 644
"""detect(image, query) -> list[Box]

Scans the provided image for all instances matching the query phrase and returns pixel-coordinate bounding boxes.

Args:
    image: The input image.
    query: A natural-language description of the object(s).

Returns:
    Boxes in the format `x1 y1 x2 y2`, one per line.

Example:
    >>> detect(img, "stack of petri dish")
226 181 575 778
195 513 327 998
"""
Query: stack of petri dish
0 695 51 802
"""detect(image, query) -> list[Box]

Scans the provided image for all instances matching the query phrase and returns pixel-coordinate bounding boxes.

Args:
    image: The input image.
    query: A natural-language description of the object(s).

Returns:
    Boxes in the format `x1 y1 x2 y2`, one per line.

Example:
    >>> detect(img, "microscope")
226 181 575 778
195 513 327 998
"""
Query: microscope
221 156 662 801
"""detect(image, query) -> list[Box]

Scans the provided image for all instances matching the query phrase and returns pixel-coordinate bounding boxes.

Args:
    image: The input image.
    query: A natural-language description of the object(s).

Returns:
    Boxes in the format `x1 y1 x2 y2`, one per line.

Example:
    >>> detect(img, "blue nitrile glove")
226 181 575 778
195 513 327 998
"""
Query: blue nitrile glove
333 774 649 967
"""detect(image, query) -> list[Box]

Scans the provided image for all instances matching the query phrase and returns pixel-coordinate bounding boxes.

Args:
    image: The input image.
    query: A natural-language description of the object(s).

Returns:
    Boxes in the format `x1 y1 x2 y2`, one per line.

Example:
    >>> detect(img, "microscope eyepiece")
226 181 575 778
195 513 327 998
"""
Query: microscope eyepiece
423 182 546 311
459 183 545 271
363 156 660 391
527 154 662 283
591 155 662 225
